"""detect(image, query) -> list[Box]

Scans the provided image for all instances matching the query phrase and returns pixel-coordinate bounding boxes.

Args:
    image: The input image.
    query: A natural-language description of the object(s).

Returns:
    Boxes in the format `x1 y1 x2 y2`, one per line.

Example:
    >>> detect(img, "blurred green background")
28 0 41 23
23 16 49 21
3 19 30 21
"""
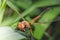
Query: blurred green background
0 0 60 40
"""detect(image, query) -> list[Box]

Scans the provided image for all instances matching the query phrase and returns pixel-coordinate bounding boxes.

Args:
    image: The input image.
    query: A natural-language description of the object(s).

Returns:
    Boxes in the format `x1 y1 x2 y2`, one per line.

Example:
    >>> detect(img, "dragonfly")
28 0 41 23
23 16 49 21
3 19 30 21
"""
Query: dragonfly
17 8 60 36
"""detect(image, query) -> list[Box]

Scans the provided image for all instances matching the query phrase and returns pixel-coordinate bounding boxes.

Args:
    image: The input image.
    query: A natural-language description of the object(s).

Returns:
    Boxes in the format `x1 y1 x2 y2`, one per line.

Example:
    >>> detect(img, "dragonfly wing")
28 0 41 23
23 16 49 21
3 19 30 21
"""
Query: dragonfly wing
34 17 60 24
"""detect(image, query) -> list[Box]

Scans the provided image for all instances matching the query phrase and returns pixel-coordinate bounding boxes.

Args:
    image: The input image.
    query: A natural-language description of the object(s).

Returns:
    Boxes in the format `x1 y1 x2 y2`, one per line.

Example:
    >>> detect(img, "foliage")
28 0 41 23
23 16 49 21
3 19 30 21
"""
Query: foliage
0 0 60 40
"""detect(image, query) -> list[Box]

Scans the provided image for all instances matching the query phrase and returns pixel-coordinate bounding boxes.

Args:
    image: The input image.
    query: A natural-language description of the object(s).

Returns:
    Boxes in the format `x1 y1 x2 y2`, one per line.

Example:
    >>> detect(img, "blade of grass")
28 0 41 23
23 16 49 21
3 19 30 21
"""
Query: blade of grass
0 0 6 24
7 0 19 14
34 0 59 8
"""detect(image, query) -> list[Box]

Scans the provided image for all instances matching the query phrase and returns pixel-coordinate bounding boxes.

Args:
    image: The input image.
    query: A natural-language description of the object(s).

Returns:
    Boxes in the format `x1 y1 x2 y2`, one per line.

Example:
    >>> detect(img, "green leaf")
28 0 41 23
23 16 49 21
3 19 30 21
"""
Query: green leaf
33 7 60 39
34 0 59 8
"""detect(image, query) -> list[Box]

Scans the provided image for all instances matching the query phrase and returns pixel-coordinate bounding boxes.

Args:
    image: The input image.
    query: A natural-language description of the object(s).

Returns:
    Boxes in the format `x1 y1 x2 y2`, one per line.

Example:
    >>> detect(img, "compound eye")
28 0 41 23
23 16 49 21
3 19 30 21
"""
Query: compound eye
18 22 25 30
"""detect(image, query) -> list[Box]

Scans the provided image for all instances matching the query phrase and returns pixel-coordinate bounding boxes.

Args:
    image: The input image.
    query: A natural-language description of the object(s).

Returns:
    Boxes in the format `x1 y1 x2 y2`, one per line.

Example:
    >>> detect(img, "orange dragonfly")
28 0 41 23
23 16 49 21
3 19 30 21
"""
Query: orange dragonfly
17 8 60 36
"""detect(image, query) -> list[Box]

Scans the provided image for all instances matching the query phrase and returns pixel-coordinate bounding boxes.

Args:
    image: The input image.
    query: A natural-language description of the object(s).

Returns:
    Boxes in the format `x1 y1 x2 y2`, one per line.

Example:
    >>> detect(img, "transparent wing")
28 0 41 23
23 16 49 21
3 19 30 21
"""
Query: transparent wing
36 16 60 23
